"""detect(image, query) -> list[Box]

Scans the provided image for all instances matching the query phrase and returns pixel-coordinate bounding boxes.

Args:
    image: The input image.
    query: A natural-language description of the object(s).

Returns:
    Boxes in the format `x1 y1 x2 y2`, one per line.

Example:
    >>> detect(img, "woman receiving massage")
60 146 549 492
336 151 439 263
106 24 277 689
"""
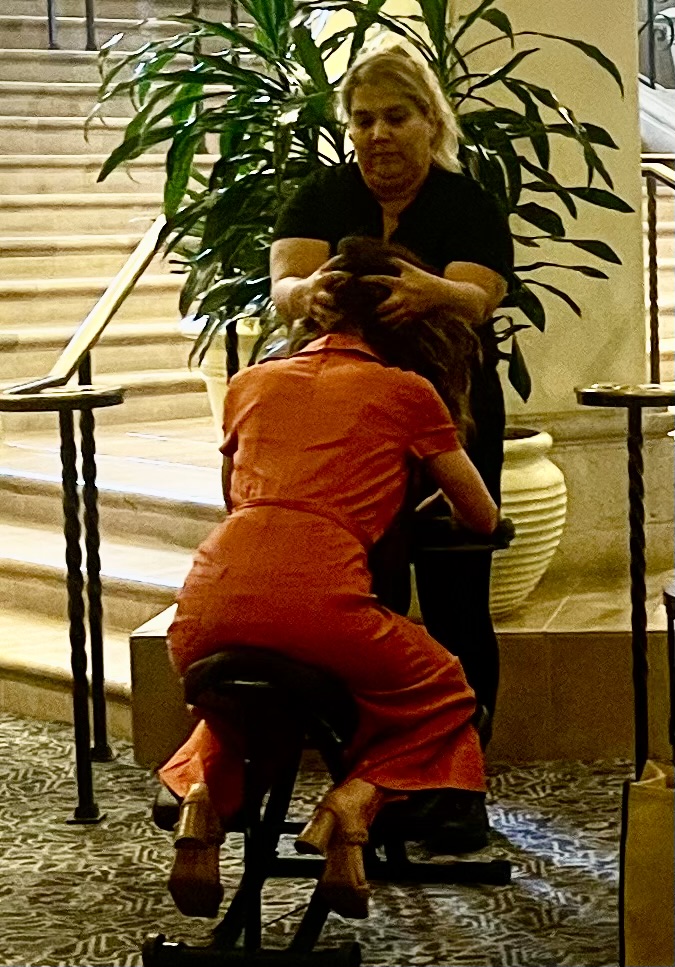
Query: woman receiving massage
159 235 505 922
272 45 513 759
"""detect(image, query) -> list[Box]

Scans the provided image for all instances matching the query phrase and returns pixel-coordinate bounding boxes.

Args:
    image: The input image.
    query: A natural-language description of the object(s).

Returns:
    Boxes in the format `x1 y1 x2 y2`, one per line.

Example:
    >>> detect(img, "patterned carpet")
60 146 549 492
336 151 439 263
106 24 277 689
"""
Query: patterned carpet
0 711 632 967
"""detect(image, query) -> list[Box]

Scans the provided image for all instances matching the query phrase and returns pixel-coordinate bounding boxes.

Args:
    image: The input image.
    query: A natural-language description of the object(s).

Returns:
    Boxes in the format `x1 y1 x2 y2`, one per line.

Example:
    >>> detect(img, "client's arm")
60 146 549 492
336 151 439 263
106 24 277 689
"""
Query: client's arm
426 449 498 535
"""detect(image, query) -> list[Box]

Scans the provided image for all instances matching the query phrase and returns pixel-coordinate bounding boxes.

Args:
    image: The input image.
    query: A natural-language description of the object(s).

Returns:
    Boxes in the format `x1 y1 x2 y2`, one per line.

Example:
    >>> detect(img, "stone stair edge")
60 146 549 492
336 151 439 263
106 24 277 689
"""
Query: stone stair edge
0 153 215 165
0 234 144 251
0 553 180 600
0 191 163 205
1 319 186 344
0 274 182 294
0 654 130 700
0 468 222 517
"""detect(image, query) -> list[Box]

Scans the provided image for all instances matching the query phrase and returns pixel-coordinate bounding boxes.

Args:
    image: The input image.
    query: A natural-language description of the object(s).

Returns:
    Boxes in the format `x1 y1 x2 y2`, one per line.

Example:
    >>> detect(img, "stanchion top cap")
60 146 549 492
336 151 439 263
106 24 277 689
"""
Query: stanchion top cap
0 384 124 412
575 382 675 407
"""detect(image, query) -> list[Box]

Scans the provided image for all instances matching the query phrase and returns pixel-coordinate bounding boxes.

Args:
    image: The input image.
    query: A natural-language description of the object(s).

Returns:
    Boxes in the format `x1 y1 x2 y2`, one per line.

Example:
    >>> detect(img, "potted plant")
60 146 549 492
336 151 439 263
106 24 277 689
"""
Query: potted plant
93 0 632 610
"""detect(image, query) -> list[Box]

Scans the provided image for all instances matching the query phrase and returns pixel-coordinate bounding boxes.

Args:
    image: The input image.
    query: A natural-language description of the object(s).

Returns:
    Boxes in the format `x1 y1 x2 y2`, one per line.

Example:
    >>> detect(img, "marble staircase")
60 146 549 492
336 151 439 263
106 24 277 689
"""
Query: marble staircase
0 2 224 437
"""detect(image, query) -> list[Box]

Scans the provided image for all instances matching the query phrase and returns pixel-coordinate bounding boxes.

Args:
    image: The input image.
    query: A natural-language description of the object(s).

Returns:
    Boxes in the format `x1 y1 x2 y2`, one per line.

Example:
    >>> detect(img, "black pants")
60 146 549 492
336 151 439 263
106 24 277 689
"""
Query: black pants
369 359 505 718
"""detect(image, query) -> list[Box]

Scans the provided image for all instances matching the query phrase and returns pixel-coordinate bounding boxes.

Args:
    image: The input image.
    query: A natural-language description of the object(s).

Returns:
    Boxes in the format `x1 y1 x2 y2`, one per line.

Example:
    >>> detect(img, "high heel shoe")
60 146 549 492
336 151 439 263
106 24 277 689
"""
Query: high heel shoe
296 779 384 919
168 782 225 918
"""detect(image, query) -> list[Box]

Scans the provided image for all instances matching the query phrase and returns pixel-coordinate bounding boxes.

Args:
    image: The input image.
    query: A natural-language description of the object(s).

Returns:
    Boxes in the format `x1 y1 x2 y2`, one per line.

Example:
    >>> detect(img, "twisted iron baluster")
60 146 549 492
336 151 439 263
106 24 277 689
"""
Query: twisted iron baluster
627 403 649 779
80 405 113 762
59 410 103 823
647 174 661 383
648 0 657 88
84 0 97 50
46 0 58 48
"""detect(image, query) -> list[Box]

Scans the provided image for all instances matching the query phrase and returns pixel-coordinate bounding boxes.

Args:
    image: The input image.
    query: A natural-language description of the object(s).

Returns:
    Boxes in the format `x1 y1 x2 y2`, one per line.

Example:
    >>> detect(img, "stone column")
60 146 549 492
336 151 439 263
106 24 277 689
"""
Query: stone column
458 0 673 575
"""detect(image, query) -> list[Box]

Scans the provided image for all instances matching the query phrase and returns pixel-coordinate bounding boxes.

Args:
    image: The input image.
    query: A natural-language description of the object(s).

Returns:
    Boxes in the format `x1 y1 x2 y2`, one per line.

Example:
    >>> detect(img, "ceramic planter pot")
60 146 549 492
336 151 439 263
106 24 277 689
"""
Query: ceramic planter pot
180 316 260 445
490 427 568 618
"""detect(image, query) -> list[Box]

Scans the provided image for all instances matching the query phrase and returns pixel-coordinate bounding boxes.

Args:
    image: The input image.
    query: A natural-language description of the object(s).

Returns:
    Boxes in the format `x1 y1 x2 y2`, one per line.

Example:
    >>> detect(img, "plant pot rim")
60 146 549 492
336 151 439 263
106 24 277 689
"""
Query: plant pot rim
503 426 553 455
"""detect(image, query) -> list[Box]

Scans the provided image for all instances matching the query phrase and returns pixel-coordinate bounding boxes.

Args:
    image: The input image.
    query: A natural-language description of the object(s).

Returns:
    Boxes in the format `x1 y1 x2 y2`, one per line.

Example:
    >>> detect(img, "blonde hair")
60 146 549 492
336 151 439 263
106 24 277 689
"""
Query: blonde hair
339 43 461 173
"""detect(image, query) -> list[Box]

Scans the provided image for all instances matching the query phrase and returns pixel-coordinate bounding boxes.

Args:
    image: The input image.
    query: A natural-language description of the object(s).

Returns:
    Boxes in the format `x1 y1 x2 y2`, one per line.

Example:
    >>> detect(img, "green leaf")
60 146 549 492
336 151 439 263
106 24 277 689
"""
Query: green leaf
347 0 390 64
170 13 280 62
164 134 198 218
417 0 450 61
522 279 582 316
481 9 514 47
520 31 624 95
293 25 330 89
566 186 633 212
503 285 546 331
515 202 565 236
503 80 549 168
516 261 608 279
522 181 577 218
453 0 503 47
97 123 184 180
462 49 539 96
556 238 622 264
508 335 531 402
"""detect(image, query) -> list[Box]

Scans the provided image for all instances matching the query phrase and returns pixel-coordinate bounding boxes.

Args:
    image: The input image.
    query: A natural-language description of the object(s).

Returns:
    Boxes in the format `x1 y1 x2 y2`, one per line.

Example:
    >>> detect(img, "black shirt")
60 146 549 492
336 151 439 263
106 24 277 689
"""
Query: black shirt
273 162 514 282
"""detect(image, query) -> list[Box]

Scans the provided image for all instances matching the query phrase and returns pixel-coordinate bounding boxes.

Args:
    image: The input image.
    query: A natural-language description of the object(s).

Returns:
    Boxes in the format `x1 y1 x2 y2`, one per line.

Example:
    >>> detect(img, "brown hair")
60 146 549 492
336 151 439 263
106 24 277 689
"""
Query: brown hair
289 237 478 440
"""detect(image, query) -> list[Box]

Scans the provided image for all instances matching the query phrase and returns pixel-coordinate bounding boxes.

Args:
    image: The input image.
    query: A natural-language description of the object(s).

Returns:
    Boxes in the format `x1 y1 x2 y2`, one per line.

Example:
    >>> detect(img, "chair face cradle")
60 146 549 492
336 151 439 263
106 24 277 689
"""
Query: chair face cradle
143 646 512 966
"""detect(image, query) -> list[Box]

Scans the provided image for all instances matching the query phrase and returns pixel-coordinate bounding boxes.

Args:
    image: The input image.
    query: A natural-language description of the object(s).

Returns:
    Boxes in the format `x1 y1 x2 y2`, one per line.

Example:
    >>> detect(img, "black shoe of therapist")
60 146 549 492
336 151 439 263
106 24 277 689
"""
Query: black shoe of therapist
374 789 489 854
422 790 490 855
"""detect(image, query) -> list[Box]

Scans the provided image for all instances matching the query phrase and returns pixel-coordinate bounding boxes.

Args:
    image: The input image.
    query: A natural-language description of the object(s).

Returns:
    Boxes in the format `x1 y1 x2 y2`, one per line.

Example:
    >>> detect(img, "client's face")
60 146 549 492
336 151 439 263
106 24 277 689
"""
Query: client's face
348 82 435 202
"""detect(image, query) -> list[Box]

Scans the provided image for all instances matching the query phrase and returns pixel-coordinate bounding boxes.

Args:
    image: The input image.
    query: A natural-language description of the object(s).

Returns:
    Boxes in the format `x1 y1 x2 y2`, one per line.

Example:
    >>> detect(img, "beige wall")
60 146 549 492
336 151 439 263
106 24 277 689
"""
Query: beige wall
456 0 645 418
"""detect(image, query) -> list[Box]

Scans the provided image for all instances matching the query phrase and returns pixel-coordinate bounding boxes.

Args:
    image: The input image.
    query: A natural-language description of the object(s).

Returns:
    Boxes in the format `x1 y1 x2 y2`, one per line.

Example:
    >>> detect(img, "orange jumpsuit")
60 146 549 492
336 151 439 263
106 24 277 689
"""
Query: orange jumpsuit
159 333 484 817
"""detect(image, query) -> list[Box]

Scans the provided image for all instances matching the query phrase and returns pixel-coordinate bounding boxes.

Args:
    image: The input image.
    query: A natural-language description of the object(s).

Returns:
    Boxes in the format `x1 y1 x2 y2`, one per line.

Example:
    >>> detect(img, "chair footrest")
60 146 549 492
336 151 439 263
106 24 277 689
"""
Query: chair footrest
262 855 511 886
142 934 361 966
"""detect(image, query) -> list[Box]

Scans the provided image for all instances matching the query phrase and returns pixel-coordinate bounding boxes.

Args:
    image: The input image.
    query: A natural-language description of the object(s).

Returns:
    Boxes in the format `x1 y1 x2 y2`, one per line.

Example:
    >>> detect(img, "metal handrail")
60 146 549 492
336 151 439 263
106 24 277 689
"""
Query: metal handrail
5 215 166 396
46 0 96 50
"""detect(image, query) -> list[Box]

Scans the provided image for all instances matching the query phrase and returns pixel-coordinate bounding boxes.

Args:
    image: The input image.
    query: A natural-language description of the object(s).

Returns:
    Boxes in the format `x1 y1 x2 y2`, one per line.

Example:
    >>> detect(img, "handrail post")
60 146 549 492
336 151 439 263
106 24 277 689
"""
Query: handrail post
84 0 97 51
646 173 661 383
78 353 113 762
47 0 58 49
648 0 657 88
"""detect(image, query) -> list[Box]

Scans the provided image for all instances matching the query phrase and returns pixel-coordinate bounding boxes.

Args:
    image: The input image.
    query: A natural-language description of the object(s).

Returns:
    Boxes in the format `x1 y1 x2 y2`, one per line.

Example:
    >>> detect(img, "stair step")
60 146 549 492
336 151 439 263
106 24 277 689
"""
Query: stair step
0 48 166 83
0 191 162 233
0 442 221 548
0 153 216 194
0 80 133 118
0 15 190 52
0 273 183 325
0 368 210 431
0 607 133 741
3 0 232 18
0 230 182 279
0 115 164 154
0 519 187 629
0 233 143 277
1 320 193 378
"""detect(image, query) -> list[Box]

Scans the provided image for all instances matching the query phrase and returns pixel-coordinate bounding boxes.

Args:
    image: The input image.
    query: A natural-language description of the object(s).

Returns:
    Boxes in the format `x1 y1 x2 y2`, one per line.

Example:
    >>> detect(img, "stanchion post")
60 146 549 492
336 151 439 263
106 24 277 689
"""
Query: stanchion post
59 409 105 824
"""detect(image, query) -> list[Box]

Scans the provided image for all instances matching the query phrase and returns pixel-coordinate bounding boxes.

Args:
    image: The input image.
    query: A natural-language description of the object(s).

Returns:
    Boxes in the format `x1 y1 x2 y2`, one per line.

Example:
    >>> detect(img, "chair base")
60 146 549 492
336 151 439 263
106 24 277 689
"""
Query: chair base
147 648 512 964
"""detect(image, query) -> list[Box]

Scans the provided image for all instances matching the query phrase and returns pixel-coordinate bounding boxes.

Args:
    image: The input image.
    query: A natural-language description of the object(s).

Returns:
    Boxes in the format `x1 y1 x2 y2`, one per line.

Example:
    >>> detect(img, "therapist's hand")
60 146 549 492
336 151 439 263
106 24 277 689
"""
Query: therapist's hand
295 257 349 327
364 259 451 325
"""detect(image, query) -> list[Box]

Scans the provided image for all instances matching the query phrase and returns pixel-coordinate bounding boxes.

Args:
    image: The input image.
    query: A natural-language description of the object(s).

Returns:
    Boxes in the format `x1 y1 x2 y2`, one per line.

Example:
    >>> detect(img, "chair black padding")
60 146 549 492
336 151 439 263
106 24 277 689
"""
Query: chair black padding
183 646 359 747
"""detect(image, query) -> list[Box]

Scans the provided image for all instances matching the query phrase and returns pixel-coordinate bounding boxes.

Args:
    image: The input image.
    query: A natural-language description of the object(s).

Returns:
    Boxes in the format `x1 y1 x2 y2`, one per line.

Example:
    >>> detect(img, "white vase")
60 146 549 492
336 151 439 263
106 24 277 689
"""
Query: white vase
490 428 567 618
180 316 260 446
